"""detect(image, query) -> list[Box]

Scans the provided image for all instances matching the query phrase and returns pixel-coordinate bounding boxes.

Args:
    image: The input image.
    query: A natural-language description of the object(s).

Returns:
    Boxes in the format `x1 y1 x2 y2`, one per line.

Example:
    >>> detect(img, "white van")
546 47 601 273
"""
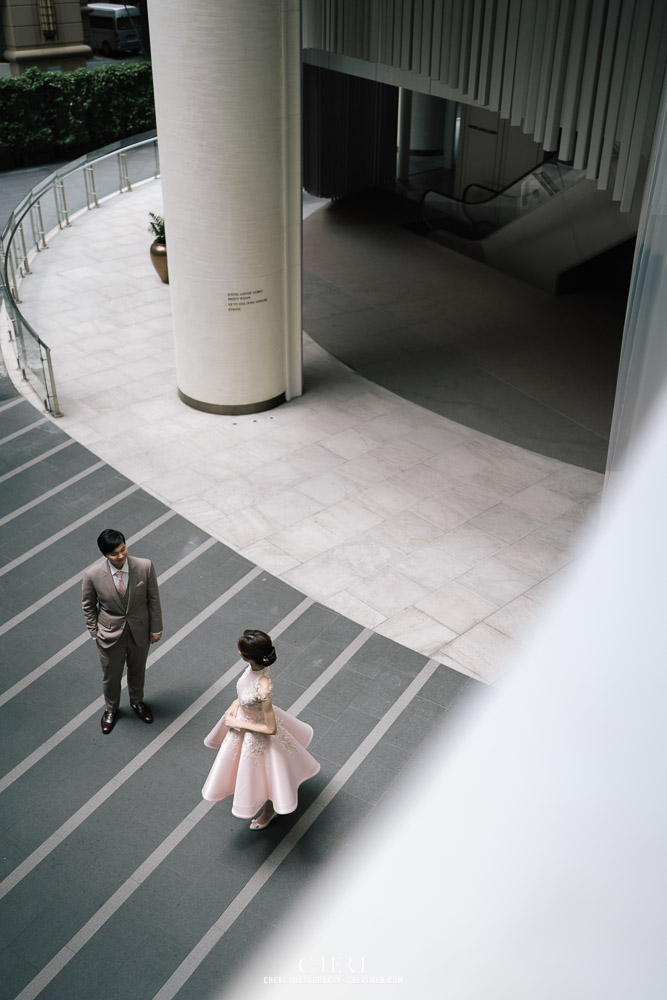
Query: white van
88 4 142 57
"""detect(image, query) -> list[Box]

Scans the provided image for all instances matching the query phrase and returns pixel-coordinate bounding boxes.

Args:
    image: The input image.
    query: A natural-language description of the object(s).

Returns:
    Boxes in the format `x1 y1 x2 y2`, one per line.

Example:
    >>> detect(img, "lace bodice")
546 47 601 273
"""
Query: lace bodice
232 665 299 760
236 665 273 708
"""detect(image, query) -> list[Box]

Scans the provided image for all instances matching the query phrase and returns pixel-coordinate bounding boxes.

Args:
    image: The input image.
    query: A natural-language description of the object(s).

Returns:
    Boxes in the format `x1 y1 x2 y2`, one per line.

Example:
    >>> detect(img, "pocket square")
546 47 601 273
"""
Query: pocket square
136 581 145 588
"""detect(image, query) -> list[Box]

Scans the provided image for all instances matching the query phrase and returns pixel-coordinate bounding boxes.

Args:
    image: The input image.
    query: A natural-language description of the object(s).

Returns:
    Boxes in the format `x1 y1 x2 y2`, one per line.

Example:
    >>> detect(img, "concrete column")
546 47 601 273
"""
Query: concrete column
442 100 458 170
148 0 302 413
409 92 445 153
396 88 412 182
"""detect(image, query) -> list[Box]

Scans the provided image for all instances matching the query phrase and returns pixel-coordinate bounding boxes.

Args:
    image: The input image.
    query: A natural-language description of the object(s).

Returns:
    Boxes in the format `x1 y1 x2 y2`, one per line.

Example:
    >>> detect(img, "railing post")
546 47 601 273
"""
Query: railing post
55 179 70 228
118 151 131 192
11 310 28 381
36 199 48 248
18 222 31 275
60 179 71 226
43 344 62 417
84 164 99 209
29 207 42 253
6 302 16 343
8 247 20 302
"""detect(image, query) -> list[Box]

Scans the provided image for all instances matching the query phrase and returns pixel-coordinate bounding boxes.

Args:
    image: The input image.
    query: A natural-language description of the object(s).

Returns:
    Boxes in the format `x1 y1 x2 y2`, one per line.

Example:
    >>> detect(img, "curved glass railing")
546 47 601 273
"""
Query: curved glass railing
0 131 160 415
421 159 585 241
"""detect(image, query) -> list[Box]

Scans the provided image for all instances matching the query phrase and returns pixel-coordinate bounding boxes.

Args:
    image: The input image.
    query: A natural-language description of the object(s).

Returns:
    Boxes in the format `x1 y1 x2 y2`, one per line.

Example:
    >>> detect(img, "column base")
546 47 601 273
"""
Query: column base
177 388 286 415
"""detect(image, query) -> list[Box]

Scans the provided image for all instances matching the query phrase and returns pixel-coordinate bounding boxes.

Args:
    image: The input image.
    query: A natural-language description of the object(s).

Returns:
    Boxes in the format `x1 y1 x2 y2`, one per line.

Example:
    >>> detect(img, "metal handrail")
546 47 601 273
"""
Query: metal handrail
420 157 585 240
461 182 502 202
458 154 561 205
0 130 159 417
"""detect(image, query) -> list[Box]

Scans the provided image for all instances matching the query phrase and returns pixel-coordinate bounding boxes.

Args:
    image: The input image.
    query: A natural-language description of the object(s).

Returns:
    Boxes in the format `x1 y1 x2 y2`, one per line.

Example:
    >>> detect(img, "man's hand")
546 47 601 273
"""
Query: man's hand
150 632 162 644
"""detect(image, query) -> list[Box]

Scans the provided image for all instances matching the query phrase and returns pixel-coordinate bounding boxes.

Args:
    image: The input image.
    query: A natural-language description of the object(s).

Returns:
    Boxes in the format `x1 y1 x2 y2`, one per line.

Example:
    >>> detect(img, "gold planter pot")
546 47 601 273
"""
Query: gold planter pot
149 240 169 283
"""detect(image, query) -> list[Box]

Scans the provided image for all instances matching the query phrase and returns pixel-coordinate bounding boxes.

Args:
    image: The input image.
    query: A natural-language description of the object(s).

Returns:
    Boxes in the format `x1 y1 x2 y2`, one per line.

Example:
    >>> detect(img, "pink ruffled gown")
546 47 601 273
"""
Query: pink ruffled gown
202 665 320 818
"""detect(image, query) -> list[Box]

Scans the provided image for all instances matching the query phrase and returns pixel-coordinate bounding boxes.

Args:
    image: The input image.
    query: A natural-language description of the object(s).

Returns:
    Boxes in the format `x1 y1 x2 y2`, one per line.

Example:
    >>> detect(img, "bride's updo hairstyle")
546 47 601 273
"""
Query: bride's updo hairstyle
238 629 277 666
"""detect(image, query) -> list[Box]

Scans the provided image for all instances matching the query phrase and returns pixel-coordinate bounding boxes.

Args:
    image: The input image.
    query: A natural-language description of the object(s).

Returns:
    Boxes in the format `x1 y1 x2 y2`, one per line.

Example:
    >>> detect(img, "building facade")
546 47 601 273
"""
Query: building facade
1 0 91 74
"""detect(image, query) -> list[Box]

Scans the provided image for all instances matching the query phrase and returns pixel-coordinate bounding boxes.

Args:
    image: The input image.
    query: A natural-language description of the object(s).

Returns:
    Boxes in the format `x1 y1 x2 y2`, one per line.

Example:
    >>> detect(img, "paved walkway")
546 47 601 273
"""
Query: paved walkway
2 178 607 686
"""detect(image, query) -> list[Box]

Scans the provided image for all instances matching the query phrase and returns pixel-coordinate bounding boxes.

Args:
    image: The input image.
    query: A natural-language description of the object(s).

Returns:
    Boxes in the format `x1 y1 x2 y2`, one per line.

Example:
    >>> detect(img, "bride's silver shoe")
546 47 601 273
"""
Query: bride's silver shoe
249 810 276 830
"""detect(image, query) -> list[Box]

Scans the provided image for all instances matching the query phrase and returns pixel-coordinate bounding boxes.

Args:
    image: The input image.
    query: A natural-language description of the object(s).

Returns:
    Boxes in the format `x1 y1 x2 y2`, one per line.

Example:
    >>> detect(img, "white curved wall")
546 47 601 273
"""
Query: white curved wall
607 80 667 477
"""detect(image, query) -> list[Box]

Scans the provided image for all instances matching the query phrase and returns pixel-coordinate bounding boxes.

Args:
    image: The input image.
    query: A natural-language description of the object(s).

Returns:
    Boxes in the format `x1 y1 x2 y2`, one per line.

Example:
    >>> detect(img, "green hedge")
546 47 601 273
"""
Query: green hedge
0 63 156 168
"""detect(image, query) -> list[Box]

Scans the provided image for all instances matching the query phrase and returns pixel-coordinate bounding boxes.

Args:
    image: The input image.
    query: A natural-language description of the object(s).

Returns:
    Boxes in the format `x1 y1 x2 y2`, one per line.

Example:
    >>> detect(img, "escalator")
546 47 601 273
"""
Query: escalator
421 158 585 240
418 156 639 293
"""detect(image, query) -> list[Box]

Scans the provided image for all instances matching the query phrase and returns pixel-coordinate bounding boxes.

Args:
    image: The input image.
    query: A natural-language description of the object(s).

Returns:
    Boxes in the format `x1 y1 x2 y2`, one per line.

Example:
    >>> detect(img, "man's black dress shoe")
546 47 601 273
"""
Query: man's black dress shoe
131 701 153 723
101 709 117 734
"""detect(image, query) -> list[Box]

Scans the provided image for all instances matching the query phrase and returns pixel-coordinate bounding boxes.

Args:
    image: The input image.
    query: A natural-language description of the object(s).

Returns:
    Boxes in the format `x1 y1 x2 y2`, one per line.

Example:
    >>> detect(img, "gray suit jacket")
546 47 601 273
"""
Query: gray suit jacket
81 555 163 648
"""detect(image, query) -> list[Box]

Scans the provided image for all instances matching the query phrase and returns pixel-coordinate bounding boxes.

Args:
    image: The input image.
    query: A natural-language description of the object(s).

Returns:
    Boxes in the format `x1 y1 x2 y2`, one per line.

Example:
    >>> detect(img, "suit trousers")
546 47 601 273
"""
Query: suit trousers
97 626 149 712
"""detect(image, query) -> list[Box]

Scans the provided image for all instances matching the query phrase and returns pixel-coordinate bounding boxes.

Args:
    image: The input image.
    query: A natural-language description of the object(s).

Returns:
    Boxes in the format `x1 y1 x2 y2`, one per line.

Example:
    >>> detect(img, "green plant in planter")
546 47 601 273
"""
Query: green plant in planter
148 212 165 244
148 212 168 283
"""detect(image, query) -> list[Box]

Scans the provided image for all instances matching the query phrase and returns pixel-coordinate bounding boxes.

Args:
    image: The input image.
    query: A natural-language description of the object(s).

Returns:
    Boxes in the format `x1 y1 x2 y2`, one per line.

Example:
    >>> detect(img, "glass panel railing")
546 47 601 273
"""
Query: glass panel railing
0 131 159 415
421 159 585 240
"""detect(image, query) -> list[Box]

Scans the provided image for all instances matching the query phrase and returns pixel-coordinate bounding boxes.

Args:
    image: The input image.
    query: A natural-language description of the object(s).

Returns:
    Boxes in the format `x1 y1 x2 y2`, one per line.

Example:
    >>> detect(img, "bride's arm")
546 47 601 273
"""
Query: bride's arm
226 679 277 735
223 699 239 728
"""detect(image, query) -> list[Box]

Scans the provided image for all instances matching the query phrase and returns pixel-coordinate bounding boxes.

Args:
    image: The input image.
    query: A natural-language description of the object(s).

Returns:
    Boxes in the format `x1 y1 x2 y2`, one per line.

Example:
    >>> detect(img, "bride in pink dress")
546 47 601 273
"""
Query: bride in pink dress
202 629 320 829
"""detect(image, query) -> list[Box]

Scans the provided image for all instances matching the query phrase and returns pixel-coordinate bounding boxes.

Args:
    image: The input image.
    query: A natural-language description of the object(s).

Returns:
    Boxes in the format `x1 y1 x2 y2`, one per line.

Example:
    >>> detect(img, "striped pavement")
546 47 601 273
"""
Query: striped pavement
0 387 477 1000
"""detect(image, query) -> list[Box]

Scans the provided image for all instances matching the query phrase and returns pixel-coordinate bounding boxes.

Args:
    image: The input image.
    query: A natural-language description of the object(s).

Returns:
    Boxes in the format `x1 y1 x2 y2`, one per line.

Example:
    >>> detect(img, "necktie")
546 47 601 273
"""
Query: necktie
117 570 126 596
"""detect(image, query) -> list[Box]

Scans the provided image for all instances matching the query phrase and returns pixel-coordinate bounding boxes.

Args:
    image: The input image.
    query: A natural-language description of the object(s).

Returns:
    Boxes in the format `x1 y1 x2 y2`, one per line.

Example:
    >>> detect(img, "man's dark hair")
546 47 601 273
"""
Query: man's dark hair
97 529 126 555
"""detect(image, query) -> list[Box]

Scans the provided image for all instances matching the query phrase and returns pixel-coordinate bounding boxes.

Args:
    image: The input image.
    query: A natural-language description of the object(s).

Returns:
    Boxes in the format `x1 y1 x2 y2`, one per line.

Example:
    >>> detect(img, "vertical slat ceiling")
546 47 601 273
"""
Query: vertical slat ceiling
572 0 606 169
487 0 509 113
430 0 444 81
458 0 474 96
438 0 453 84
448 0 463 89
477 0 497 107
533 0 560 145
584 0 621 178
393 0 403 67
467 0 485 100
401 0 412 69
412 0 424 72
380 0 392 65
597 0 635 190
613 0 651 199
559 0 593 161
618 1 667 211
420 0 434 75
511 0 536 127
302 0 667 211
500 0 522 121
544 0 575 150
523 1 547 135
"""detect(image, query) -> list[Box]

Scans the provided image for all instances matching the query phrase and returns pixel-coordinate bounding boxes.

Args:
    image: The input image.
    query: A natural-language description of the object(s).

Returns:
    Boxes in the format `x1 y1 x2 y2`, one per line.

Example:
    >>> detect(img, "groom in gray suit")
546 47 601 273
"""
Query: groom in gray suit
82 528 163 734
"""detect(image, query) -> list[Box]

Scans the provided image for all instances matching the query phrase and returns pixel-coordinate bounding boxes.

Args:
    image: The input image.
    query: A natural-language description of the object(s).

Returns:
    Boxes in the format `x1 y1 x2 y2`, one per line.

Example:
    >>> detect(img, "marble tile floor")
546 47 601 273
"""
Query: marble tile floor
4 179 606 685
